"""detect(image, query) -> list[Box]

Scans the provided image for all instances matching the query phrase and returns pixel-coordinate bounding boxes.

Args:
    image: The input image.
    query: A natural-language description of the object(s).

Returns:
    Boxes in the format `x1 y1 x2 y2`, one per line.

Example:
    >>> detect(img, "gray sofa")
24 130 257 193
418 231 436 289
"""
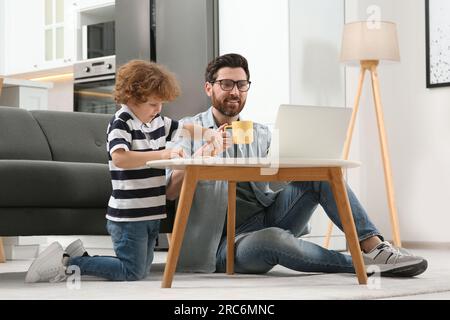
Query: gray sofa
0 106 175 260
0 106 112 237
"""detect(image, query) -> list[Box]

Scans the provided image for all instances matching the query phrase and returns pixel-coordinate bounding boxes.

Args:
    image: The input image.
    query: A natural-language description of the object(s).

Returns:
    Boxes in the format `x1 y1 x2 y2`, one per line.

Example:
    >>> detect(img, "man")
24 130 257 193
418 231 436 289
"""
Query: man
166 53 427 277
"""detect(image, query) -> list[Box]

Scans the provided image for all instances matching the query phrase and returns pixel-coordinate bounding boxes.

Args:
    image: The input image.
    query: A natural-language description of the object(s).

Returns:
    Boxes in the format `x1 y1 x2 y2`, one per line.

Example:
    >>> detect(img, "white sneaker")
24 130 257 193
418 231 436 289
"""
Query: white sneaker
65 239 87 258
363 241 428 277
25 242 68 283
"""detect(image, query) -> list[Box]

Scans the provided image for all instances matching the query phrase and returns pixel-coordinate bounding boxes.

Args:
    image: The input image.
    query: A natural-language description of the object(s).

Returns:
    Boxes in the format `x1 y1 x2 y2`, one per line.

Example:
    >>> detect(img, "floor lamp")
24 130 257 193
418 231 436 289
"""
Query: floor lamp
324 21 402 248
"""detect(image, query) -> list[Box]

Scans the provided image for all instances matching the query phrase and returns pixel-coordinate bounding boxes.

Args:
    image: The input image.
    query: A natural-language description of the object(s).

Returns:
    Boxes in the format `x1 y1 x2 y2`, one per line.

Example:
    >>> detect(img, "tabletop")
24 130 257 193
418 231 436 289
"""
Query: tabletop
146 157 361 170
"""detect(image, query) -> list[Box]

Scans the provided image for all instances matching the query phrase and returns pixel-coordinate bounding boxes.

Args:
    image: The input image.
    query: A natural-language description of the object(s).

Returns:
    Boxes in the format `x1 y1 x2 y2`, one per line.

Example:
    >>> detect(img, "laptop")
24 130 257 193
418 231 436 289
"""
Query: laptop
269 104 352 160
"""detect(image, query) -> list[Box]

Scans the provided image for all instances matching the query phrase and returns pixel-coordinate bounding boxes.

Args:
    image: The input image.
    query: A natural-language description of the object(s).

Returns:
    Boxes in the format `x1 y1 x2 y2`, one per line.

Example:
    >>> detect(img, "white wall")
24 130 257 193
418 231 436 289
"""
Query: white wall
289 0 345 108
219 0 347 120
219 0 290 125
346 0 450 243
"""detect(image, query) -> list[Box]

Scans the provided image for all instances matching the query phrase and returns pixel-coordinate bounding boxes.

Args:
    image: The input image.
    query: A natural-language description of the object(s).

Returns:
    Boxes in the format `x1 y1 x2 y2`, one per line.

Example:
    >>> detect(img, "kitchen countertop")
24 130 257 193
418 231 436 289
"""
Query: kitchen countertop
2 78 53 89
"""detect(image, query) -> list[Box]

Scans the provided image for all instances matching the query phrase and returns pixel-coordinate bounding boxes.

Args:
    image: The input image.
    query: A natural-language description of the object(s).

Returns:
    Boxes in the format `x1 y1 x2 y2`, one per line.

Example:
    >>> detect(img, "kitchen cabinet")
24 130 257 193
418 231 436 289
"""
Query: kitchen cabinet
41 0 77 69
0 78 53 110
2 0 44 75
2 0 76 75
1 0 116 75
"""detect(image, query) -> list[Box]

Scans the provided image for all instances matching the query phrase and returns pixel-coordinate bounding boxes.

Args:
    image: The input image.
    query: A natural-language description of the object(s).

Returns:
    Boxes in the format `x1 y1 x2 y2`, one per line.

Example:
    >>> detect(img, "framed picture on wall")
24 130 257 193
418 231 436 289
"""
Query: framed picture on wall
426 0 450 88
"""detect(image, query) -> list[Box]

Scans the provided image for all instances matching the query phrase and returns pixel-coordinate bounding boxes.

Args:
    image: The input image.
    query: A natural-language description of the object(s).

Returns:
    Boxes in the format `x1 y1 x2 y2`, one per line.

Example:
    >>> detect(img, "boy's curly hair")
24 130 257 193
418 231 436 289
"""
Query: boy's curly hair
114 60 181 104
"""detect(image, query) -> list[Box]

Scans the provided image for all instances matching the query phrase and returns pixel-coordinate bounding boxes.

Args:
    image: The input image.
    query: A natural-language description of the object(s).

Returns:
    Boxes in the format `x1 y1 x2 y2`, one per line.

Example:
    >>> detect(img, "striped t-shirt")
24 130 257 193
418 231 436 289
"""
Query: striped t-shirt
106 104 180 222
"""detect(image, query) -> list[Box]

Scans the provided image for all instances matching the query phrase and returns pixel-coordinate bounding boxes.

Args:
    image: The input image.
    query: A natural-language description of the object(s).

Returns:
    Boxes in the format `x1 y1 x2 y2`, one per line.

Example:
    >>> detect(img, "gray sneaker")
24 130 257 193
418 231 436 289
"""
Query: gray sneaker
65 239 88 258
363 241 428 277
25 242 69 283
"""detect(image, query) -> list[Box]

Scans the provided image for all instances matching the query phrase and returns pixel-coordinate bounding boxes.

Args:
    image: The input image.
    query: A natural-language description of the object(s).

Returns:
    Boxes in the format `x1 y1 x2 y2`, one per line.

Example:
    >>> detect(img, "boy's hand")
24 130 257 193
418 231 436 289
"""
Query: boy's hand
162 148 186 160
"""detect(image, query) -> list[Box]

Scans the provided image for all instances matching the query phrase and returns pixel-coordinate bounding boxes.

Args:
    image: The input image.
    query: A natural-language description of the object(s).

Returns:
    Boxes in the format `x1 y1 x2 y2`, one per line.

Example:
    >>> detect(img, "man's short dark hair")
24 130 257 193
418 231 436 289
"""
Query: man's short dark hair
205 53 250 82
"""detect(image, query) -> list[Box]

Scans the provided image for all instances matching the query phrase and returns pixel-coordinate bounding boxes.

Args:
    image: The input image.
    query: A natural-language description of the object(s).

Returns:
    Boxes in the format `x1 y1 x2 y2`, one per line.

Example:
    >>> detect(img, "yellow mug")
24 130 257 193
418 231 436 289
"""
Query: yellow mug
224 120 254 144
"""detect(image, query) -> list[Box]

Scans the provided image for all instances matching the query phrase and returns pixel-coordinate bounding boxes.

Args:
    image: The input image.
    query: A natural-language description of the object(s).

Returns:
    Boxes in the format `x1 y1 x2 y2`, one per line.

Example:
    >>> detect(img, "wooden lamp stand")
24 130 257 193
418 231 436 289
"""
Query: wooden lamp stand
324 60 402 248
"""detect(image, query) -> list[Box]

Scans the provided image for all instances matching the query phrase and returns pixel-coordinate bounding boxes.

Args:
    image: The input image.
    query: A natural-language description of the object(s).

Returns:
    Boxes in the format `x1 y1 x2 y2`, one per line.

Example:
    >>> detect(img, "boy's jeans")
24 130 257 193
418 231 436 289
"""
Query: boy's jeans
216 181 382 274
70 220 160 281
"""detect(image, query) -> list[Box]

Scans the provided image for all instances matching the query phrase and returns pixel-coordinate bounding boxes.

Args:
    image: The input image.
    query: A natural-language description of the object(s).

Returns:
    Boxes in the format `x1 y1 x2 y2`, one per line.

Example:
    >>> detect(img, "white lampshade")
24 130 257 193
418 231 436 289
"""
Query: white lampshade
340 21 400 63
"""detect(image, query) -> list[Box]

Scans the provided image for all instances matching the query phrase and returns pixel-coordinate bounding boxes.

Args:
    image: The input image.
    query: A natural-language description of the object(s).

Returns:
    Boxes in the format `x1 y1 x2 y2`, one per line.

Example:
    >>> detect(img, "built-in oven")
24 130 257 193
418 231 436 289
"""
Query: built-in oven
74 55 117 114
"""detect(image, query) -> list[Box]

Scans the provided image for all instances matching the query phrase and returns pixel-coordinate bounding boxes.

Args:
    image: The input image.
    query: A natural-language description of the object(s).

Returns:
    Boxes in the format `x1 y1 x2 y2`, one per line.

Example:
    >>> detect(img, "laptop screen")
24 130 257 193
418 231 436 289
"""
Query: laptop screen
270 105 352 159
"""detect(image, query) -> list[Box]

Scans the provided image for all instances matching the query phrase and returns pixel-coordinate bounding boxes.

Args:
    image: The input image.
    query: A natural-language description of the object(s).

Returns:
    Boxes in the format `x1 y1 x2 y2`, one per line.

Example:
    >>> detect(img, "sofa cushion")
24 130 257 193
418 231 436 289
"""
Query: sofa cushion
31 110 111 164
0 106 52 160
0 160 111 207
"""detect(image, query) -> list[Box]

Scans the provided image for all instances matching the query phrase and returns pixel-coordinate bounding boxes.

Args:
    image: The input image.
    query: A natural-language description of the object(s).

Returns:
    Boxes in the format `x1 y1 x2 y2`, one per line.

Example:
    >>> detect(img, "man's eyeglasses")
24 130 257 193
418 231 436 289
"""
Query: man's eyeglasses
210 79 251 92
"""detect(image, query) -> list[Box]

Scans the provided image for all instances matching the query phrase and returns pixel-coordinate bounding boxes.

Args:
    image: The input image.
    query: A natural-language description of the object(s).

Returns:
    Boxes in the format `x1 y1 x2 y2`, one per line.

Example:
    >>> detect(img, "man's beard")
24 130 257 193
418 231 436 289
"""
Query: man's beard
211 91 246 117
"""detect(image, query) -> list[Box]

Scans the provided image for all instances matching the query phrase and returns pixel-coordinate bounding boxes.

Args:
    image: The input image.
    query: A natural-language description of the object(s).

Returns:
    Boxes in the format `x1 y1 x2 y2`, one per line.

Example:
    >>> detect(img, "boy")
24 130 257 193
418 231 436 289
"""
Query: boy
25 60 230 282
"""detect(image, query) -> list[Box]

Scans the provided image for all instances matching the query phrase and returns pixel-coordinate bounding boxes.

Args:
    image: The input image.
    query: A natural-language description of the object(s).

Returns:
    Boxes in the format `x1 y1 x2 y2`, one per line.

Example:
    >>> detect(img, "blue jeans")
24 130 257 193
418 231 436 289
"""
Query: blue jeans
216 181 382 274
69 220 160 281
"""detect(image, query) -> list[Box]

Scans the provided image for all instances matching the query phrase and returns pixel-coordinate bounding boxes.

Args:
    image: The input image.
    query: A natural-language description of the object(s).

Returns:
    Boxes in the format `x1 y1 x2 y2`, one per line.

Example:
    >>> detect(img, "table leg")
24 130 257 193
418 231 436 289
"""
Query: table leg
227 181 237 275
328 168 368 285
162 167 199 288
